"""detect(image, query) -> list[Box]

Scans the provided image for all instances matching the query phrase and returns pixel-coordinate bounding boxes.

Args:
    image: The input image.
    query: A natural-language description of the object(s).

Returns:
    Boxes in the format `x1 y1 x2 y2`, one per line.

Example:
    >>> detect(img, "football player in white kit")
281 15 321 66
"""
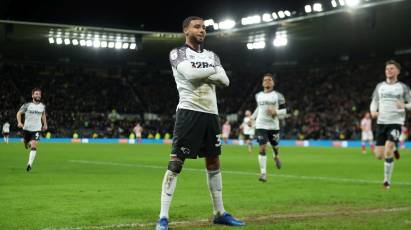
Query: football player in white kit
2 121 10 144
252 73 287 182
16 88 48 172
370 60 411 189
360 112 375 154
155 16 244 230
240 110 255 154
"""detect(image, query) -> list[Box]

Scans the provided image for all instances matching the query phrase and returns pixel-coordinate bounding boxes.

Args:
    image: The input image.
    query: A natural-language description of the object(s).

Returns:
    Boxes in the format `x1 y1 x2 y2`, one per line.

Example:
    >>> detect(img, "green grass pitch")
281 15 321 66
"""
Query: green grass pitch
1 143 411 229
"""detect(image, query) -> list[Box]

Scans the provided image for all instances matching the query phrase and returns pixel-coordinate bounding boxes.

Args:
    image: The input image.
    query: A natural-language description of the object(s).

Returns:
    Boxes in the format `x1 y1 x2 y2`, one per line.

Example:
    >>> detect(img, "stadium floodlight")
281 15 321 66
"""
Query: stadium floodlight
273 37 288 47
213 24 219 30
246 41 265 50
93 40 101 48
339 0 346 6
122 42 129 49
273 31 288 47
80 39 86 46
204 19 215 27
101 41 107 48
86 40 93 47
241 15 261 25
218 19 236 30
284 10 291 17
305 5 312 13
115 42 122 49
278 11 285 19
72 39 79 46
346 0 360 7
56 37 63 45
241 18 248 25
272 12 278 20
48 37 55 44
262 13 272 22
313 3 323 12
331 0 338 7
129 43 137 49
253 41 265 49
108 41 115 48
64 38 70 45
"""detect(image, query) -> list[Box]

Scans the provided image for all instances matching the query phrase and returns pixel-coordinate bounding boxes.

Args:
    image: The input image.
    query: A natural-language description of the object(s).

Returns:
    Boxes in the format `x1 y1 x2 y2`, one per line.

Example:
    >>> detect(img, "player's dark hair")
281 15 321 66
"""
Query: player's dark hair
32 87 42 94
182 16 204 31
263 73 276 82
386 60 401 71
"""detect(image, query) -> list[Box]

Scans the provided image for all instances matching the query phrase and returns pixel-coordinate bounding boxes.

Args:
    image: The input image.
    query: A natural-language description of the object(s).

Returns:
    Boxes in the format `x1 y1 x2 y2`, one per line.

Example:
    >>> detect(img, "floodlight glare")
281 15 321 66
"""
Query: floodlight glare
218 19 236 30
346 0 360 7
93 40 101 48
204 19 215 27
262 13 272 22
313 3 323 12
115 42 122 49
48 37 55 44
284 10 291 17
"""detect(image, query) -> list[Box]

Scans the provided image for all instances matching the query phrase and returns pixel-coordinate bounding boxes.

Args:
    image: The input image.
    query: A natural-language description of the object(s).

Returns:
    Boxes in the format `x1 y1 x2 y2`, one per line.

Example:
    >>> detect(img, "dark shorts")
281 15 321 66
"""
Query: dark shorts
243 134 253 141
2 132 9 136
171 109 221 159
376 124 401 146
23 130 41 143
255 129 280 146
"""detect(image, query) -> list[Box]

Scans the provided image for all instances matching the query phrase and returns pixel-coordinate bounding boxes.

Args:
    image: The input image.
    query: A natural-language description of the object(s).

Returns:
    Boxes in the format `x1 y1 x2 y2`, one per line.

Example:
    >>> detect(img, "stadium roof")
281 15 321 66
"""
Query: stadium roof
1 0 309 32
0 0 410 67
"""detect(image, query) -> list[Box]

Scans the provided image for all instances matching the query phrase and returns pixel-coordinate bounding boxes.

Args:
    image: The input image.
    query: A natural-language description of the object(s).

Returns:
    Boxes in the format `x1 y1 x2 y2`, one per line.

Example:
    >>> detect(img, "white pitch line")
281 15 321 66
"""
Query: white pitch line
43 207 411 230
68 160 411 186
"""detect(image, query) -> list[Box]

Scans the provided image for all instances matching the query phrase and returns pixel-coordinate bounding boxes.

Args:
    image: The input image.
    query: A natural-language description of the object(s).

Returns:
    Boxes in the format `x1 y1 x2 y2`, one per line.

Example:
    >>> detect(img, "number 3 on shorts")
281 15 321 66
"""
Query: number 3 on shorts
215 134 222 147
390 129 400 141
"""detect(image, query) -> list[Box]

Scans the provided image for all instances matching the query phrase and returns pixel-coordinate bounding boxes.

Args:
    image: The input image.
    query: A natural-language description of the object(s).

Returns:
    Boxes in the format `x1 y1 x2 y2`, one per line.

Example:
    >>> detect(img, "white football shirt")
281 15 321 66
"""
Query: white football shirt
19 102 46 132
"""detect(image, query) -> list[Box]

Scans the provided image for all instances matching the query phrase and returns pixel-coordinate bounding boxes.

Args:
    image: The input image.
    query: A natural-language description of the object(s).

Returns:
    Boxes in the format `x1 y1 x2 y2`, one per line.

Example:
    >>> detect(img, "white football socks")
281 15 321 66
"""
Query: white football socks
28 149 37 166
258 154 267 174
207 169 225 216
159 170 178 219
384 159 394 184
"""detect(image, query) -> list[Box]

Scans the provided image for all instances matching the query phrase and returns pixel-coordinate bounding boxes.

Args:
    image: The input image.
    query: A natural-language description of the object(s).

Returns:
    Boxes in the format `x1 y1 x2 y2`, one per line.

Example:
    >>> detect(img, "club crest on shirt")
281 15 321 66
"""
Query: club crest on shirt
170 50 178 60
